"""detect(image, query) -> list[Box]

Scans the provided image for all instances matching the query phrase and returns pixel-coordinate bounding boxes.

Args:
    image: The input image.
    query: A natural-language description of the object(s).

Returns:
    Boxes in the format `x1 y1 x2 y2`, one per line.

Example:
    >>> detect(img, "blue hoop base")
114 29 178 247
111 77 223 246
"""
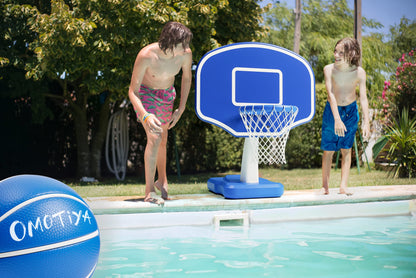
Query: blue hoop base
207 175 284 199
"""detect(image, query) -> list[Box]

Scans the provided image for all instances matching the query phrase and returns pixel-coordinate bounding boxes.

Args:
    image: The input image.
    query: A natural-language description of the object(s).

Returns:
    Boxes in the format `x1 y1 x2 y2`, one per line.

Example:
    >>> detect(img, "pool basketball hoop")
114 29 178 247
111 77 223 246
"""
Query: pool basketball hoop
240 105 298 165
195 42 315 199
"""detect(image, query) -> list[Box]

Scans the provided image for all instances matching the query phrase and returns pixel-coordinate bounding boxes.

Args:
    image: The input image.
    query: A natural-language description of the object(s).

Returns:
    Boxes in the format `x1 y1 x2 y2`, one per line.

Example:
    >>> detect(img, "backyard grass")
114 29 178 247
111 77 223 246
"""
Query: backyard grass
69 167 416 198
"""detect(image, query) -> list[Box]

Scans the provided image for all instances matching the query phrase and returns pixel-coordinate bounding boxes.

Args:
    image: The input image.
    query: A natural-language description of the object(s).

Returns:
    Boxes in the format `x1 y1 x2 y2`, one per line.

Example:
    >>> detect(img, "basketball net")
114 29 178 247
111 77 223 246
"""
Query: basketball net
240 105 298 165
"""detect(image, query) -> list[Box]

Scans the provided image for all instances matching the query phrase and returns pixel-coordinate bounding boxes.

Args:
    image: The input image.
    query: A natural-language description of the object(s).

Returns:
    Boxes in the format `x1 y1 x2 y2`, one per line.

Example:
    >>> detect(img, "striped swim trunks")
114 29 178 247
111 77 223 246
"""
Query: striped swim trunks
137 84 176 125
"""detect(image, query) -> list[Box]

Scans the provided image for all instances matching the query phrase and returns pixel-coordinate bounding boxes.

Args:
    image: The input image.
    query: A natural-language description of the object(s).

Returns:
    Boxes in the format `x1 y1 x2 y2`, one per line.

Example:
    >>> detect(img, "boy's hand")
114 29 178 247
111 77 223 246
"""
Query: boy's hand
146 114 163 134
362 121 370 140
334 118 347 137
168 109 182 129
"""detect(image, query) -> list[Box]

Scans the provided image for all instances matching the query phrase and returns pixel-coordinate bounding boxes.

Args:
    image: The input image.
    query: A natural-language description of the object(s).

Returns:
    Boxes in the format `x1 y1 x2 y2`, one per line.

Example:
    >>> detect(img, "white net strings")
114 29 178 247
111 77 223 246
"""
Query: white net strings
240 105 298 165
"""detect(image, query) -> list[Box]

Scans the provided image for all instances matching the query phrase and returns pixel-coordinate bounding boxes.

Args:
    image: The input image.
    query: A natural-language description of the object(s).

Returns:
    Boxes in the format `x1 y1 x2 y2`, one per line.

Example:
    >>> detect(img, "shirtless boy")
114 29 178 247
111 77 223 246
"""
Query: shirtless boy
128 22 193 204
321 37 370 195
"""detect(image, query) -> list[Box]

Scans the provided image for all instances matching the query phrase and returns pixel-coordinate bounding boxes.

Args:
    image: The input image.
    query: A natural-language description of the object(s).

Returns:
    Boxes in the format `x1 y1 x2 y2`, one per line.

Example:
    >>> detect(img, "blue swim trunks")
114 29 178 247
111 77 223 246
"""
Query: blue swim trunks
321 101 359 151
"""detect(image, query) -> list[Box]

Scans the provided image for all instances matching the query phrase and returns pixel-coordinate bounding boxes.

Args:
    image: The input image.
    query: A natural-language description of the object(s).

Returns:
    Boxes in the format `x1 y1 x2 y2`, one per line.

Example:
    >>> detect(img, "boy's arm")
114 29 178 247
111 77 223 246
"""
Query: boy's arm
169 50 192 129
128 53 147 118
358 67 370 139
128 51 162 132
324 65 347 137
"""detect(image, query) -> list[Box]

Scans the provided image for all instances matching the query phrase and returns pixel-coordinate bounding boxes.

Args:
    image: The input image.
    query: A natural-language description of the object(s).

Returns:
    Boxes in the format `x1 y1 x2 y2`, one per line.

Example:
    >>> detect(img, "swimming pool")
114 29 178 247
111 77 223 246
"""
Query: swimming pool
93 200 416 277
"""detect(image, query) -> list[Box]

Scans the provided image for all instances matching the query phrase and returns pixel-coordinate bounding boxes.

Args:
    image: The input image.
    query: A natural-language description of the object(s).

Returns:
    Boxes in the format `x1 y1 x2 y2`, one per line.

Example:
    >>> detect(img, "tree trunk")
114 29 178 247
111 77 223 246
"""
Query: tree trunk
73 110 90 177
71 92 112 178
62 75 113 178
89 93 112 178
71 91 90 178
293 0 301 54
354 0 362 66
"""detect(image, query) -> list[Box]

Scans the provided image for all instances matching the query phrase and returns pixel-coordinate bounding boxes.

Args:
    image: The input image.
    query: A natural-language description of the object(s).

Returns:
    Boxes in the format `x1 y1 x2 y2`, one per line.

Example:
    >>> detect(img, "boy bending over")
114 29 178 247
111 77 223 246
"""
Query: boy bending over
128 22 193 204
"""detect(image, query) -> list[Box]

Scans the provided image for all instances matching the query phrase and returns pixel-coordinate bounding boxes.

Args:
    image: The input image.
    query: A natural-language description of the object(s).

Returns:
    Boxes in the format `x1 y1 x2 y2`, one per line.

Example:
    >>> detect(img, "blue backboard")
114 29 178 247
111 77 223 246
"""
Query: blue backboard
195 42 315 137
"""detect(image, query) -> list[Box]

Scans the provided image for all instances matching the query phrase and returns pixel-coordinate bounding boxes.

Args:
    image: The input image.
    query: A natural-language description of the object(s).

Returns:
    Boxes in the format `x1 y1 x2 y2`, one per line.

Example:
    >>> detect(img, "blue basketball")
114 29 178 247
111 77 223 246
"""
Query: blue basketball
0 175 100 277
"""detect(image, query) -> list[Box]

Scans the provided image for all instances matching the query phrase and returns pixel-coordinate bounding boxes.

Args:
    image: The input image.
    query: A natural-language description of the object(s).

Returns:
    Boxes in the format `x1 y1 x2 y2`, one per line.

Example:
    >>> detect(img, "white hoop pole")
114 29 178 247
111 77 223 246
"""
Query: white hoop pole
240 137 259 184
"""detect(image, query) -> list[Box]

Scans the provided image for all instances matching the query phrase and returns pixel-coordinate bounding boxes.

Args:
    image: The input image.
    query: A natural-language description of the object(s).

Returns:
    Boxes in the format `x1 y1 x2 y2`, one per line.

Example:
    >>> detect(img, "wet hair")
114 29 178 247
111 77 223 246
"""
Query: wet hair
335 38 361 67
158 22 193 54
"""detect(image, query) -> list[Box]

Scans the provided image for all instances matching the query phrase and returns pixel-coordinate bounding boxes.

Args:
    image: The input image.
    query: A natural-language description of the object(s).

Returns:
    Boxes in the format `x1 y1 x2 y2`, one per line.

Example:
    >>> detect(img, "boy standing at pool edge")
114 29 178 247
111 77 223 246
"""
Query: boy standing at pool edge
128 22 193 204
321 37 370 195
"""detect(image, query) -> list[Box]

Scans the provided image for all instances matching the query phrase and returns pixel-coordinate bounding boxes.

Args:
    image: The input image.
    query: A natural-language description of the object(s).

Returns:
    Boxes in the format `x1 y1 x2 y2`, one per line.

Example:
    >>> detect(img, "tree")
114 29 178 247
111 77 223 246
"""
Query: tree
214 0 267 45
24 0 131 178
264 0 394 105
0 1 53 122
25 0 223 178
2 0 267 178
263 0 393 168
372 20 416 178
389 17 416 63
0 1 71 179
264 0 389 86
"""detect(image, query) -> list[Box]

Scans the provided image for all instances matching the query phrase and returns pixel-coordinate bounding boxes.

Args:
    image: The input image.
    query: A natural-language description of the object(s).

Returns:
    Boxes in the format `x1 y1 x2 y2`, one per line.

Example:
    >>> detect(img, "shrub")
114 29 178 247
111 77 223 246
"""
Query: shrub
380 49 416 123
373 108 416 178
373 49 416 178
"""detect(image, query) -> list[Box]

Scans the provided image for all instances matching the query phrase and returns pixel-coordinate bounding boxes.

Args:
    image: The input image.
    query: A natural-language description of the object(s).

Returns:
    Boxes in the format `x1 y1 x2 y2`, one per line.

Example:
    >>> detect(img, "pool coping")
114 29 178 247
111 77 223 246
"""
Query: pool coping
87 184 416 215
96 200 415 230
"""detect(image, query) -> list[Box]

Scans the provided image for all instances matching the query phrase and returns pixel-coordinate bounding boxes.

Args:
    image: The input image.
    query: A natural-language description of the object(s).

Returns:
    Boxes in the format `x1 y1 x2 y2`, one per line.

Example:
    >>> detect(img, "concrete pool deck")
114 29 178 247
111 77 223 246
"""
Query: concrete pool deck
90 184 416 230
87 184 416 215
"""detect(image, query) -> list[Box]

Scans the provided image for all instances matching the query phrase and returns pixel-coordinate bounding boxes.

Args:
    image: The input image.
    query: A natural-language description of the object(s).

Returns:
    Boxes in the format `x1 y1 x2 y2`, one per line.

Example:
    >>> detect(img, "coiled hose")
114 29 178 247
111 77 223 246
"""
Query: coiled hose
105 109 129 180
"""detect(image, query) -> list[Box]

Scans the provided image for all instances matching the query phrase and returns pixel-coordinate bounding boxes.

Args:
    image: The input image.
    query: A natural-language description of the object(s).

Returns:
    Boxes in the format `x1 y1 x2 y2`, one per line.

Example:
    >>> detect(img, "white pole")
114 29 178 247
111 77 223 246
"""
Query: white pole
240 137 259 183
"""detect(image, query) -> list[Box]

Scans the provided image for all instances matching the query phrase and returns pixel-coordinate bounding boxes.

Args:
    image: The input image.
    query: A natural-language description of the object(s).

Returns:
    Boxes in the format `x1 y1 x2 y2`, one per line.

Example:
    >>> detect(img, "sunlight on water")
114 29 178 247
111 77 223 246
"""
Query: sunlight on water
95 215 416 277
312 251 364 261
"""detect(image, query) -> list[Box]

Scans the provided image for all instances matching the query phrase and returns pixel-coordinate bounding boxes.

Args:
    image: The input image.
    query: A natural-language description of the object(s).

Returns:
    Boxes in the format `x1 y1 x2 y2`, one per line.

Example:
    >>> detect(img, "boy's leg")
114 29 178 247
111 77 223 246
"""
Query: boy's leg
144 128 163 202
339 148 352 195
155 125 170 200
322 150 334 194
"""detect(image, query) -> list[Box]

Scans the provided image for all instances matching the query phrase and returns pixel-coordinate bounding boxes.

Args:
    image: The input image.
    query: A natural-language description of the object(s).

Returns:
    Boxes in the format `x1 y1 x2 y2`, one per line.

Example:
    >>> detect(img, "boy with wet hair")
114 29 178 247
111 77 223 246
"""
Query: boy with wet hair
321 37 370 195
158 21 193 54
128 22 193 204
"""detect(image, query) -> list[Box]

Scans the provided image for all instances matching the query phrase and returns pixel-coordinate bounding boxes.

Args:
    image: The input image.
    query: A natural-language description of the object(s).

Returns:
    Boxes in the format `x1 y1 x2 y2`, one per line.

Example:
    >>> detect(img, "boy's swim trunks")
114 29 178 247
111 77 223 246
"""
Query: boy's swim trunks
321 101 359 151
138 84 176 125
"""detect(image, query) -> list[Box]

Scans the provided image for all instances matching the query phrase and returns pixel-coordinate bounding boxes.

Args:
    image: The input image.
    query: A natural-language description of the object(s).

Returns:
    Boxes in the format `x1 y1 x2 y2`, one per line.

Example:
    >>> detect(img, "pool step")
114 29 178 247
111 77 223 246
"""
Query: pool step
213 212 249 230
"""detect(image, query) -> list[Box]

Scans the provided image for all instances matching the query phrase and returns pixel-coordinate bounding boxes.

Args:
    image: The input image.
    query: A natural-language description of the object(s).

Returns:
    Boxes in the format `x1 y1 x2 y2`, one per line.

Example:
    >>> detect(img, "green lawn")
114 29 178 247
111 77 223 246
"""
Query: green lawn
69 168 416 198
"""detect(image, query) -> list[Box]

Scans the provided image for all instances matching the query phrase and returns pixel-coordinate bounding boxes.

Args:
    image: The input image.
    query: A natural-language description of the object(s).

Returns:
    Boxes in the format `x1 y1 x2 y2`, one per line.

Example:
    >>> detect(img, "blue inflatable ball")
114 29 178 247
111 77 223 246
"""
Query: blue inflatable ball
0 175 100 278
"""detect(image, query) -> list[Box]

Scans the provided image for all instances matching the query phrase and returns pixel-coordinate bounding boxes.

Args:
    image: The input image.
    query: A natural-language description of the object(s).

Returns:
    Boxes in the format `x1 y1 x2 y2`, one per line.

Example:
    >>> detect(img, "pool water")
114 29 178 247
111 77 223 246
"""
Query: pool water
95 215 416 277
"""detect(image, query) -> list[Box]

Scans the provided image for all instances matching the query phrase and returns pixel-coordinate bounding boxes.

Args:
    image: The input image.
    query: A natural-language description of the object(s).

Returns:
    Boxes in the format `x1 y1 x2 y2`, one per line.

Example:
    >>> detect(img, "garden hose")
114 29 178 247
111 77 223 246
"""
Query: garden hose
105 108 129 181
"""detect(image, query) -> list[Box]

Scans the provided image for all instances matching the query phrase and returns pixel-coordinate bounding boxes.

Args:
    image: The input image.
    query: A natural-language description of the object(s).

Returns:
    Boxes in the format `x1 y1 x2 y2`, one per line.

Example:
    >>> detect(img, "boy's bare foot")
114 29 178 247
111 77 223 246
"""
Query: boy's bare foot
144 192 165 205
339 188 353 196
154 180 170 200
322 186 329 195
